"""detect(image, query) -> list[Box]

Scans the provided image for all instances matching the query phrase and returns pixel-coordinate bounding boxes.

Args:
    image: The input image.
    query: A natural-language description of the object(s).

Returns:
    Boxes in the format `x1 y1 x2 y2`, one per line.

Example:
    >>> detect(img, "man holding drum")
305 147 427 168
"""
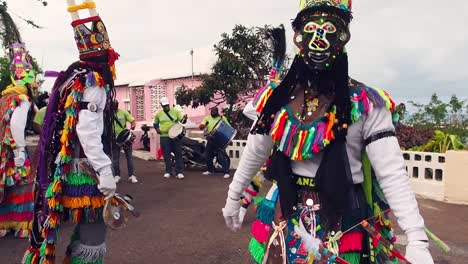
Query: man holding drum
199 107 232 179
154 97 185 179
113 100 138 184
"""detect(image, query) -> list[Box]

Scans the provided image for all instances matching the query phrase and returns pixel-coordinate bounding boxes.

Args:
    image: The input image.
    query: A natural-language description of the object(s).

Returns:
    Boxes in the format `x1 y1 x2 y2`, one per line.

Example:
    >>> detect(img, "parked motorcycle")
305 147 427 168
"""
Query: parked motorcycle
173 137 230 171
140 124 151 151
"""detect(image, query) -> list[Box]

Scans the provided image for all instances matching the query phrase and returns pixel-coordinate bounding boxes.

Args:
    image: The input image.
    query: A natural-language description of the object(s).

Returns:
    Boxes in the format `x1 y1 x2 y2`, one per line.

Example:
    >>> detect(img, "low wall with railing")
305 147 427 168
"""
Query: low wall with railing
403 151 446 201
147 133 468 204
224 140 468 204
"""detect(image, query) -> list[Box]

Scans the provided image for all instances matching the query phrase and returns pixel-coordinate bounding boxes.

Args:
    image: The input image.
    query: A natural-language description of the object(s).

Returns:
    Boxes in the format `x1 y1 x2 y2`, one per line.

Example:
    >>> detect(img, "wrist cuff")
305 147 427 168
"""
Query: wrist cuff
406 228 428 242
98 165 113 177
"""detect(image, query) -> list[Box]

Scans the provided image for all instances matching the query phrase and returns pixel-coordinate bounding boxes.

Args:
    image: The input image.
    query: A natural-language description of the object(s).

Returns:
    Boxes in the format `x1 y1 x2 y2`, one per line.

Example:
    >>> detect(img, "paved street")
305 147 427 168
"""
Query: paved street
1 156 467 263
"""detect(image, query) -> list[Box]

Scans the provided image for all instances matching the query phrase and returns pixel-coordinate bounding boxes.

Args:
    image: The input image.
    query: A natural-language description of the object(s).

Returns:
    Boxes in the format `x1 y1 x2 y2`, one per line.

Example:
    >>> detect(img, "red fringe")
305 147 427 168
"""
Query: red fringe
339 232 363 253
0 212 33 221
251 219 271 243
2 191 34 204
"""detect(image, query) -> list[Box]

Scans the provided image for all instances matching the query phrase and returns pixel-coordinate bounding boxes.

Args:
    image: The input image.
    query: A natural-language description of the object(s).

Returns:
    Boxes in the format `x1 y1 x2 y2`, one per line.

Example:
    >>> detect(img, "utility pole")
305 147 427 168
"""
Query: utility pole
190 48 194 88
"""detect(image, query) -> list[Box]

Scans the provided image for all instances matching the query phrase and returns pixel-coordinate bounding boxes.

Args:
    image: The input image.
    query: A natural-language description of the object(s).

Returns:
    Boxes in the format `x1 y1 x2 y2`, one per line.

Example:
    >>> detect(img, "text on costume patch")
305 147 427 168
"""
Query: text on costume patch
295 176 316 187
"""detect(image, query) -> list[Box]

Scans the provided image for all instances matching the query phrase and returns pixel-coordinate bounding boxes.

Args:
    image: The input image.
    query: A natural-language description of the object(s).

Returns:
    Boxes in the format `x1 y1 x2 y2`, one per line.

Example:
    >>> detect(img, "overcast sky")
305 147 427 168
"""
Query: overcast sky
6 0 468 104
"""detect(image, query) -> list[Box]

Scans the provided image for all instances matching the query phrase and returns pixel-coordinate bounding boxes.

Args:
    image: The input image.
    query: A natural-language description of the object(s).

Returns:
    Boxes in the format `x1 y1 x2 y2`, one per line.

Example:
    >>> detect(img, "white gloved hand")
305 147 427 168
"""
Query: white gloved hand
222 197 241 232
238 207 247 226
13 147 26 167
405 241 434 264
97 166 116 199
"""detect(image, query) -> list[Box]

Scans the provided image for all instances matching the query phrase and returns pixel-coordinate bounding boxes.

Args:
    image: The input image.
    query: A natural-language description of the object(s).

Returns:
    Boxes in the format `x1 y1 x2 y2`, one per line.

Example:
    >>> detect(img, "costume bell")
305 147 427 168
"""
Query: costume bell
223 0 434 263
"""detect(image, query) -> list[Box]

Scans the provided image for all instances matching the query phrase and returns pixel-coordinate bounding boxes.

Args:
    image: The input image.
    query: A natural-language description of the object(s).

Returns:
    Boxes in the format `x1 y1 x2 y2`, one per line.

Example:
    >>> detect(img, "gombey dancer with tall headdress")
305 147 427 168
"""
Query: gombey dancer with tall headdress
0 42 37 238
223 1 436 263
22 1 138 264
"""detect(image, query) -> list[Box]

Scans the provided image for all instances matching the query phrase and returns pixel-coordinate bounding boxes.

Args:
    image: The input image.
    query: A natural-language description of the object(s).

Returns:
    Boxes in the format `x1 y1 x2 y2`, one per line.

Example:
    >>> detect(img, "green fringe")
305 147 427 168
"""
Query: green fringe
253 196 264 206
248 238 265 264
256 199 275 224
66 173 97 186
23 252 34 264
339 252 361 264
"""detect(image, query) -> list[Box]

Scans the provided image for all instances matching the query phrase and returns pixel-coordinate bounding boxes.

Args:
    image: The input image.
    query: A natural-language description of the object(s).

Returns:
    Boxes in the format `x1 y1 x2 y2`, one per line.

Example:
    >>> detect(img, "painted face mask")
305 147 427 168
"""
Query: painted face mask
295 14 350 70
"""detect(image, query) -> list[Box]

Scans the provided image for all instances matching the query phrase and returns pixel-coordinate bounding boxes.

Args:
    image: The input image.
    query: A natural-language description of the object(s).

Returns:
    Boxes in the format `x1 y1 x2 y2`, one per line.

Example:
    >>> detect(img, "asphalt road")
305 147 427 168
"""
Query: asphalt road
1 156 467 263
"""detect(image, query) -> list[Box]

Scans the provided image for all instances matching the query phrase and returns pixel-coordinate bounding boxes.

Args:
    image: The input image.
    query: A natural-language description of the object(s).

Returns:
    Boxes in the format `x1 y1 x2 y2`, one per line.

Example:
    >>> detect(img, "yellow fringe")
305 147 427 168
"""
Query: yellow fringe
0 220 31 230
63 196 105 209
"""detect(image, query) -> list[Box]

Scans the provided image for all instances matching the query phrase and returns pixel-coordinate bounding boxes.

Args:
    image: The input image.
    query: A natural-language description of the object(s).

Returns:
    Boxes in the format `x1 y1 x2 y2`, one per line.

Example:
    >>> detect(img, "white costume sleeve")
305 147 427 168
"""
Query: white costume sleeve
228 133 274 200
10 99 31 151
363 104 428 242
242 101 258 121
76 85 112 175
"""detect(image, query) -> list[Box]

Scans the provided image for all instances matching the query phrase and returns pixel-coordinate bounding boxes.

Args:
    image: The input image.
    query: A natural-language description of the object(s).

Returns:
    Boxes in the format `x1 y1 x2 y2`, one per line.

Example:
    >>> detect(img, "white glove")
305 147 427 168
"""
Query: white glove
405 241 434 264
238 207 247 226
97 166 116 199
13 147 26 167
222 197 241 232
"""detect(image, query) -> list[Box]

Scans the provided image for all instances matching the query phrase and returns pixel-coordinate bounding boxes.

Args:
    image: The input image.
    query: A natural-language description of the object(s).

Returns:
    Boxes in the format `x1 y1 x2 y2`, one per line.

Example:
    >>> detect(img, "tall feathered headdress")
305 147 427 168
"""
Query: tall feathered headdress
66 0 119 79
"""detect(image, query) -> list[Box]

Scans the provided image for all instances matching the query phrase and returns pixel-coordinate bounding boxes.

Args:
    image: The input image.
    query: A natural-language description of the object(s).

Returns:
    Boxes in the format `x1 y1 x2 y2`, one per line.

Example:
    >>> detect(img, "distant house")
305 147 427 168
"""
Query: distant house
115 75 227 127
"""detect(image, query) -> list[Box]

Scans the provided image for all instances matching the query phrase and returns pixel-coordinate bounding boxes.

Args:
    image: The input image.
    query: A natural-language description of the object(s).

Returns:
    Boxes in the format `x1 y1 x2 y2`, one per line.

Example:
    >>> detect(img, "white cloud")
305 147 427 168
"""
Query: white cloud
5 0 468 100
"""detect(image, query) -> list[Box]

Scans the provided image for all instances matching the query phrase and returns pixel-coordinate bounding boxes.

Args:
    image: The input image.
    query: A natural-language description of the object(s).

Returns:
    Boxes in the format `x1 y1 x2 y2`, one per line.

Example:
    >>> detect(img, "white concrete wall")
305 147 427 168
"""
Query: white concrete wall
403 151 446 201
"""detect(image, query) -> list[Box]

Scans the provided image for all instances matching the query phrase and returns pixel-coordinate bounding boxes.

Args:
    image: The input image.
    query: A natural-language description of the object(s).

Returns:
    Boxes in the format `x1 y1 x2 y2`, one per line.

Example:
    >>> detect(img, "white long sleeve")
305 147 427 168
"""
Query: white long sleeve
76 85 112 174
364 105 427 242
10 99 31 150
228 133 274 200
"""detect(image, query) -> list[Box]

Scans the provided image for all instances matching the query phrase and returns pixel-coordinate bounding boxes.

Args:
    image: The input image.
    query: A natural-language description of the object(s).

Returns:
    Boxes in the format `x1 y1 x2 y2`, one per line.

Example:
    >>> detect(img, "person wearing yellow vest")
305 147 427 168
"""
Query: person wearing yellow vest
153 97 185 179
112 100 138 184
199 107 231 179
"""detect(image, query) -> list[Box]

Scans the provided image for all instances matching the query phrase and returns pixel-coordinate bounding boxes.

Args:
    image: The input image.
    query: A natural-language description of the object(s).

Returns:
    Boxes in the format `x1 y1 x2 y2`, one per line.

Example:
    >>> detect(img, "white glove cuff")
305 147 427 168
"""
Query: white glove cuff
98 165 113 178
13 147 25 158
406 228 428 242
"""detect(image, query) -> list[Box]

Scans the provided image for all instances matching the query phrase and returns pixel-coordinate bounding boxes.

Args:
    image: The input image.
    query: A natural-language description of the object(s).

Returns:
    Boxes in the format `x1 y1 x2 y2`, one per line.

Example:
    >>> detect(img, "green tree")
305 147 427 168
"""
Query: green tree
409 93 448 127
177 25 288 137
406 93 468 146
177 24 283 113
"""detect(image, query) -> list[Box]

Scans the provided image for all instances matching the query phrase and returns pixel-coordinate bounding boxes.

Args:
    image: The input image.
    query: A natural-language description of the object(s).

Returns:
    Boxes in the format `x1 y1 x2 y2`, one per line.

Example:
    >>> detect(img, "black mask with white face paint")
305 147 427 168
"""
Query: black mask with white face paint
294 14 350 70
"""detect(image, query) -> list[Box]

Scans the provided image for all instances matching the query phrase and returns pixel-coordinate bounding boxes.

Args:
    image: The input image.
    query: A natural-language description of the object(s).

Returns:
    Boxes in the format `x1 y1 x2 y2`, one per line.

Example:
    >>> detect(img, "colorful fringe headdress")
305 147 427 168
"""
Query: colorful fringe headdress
294 0 353 30
299 0 352 13
66 0 119 79
9 43 36 87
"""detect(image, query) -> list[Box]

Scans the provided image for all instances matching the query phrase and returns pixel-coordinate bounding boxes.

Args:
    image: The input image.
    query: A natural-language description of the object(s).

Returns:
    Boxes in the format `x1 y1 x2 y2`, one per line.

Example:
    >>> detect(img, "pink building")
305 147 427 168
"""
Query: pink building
115 75 229 127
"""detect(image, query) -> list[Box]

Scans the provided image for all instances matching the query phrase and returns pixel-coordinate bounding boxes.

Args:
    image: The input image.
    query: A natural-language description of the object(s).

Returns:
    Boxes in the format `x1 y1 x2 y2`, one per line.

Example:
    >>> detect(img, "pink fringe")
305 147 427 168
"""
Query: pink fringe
339 232 363 253
0 212 33 222
252 219 271 243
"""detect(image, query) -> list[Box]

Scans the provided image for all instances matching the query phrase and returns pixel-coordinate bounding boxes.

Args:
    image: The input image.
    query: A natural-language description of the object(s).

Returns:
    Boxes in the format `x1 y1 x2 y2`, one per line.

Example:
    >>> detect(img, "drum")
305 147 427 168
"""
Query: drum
168 123 186 141
208 121 237 149
116 129 136 149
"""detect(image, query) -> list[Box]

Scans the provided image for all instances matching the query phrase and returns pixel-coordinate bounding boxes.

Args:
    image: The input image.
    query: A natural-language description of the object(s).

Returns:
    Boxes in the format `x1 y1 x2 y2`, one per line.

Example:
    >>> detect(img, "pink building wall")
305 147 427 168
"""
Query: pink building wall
115 75 236 156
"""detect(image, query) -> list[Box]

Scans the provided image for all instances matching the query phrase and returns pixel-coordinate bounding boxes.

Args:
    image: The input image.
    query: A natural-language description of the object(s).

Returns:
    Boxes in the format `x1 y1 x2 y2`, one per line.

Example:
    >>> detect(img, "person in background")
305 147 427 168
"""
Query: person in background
33 103 47 134
0 43 36 238
199 107 231 179
154 97 185 179
113 100 138 183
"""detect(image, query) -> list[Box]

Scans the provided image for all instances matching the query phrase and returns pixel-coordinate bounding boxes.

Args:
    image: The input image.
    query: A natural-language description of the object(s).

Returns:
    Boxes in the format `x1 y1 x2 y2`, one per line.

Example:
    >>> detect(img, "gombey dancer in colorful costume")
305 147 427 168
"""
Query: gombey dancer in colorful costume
222 1 435 263
22 1 120 263
0 43 37 238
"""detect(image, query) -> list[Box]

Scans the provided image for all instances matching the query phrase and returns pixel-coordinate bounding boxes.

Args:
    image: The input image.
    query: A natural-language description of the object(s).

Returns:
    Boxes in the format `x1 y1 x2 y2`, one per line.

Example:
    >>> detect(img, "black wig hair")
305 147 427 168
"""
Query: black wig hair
253 52 351 139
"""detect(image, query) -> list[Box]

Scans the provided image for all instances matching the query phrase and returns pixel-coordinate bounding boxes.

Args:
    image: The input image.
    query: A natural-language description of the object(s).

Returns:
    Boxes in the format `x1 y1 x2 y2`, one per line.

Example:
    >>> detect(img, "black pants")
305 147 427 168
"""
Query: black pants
112 143 135 176
160 137 184 174
205 139 229 174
